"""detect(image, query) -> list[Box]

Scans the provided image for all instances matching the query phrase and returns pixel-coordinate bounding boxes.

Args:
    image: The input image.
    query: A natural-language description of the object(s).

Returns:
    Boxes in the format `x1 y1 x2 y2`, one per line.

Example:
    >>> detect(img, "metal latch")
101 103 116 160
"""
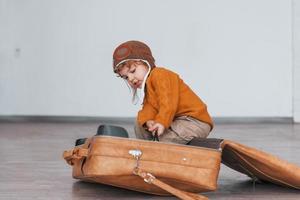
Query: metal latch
129 149 142 172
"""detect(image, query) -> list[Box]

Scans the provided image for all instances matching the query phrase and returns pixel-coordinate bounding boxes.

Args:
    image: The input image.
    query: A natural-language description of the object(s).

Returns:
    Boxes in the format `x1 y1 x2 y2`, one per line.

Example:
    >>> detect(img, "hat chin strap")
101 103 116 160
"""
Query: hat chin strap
136 60 151 105
140 62 151 90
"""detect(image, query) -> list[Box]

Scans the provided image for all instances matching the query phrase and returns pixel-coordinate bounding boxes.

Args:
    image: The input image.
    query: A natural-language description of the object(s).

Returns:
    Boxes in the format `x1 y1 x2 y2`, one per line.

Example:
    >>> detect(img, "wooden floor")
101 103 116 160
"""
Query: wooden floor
1 120 300 200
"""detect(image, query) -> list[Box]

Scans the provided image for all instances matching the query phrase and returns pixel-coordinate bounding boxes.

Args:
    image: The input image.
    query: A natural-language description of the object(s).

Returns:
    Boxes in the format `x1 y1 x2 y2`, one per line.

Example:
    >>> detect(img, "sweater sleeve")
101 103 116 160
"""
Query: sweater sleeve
153 70 180 128
137 100 158 126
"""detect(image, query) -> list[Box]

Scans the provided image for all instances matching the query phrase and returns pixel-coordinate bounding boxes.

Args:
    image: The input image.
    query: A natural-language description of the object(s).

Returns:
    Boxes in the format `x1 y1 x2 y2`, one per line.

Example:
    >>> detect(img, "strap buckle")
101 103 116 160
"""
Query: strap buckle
143 172 155 184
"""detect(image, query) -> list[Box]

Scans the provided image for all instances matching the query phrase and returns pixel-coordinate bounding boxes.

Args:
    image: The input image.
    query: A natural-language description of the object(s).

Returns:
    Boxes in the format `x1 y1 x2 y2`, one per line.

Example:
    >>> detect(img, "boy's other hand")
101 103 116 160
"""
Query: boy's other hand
148 122 165 136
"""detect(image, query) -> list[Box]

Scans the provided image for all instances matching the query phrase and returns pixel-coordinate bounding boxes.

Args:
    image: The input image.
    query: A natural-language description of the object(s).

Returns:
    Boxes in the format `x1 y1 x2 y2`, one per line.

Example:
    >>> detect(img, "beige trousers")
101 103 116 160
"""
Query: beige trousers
134 116 211 144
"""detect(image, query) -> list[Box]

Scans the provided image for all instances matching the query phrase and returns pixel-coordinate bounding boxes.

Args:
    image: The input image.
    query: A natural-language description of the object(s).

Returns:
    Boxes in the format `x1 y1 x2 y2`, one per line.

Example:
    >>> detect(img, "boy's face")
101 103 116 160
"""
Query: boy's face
117 61 149 89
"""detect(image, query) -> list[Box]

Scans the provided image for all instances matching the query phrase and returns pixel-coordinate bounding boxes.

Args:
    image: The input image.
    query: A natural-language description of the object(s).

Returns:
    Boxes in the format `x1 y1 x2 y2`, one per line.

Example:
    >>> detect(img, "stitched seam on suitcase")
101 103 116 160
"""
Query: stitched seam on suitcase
233 150 300 189
87 154 221 170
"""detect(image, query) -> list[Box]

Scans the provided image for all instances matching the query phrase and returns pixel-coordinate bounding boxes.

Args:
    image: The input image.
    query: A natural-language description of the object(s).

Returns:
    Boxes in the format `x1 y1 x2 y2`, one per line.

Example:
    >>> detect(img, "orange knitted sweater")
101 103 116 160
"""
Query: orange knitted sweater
137 67 213 129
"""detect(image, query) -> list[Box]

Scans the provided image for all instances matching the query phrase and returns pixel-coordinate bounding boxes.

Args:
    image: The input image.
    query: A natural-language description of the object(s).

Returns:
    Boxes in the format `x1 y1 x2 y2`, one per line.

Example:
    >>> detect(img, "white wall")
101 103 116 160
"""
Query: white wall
294 0 300 122
0 0 295 119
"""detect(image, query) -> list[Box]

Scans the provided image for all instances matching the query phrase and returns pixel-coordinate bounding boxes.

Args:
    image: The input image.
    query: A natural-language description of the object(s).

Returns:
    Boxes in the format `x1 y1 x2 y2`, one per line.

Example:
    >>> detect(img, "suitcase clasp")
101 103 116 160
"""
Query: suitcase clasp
129 149 143 172
129 149 142 159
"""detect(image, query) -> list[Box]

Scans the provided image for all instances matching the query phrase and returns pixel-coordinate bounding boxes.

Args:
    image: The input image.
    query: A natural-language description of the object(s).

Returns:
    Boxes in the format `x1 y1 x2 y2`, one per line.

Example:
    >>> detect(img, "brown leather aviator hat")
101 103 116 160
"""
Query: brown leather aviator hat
113 40 156 72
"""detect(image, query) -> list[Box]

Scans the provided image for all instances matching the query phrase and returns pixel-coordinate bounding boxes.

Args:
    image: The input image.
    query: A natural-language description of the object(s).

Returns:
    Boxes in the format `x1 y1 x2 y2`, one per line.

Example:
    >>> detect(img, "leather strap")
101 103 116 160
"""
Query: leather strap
63 147 88 165
134 168 208 200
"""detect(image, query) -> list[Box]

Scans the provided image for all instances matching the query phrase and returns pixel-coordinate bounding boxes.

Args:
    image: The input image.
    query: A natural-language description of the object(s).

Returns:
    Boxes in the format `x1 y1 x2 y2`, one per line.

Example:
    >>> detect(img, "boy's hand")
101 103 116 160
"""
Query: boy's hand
148 122 165 136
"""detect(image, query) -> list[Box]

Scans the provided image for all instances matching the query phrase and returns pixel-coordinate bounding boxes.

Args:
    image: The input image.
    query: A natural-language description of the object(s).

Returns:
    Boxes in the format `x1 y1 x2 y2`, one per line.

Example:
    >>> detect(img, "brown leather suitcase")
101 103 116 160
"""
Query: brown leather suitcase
221 140 300 189
63 129 300 200
63 136 222 200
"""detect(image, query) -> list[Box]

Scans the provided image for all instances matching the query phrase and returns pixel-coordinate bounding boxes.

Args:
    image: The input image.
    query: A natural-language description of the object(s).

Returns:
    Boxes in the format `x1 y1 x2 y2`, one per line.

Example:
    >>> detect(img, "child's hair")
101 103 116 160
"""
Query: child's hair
116 60 141 73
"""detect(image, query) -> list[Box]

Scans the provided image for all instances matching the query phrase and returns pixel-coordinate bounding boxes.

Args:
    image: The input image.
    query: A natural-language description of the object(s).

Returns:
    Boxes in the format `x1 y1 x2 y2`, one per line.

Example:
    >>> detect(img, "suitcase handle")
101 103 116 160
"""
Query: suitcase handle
152 129 159 141
134 168 208 200
63 147 88 165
